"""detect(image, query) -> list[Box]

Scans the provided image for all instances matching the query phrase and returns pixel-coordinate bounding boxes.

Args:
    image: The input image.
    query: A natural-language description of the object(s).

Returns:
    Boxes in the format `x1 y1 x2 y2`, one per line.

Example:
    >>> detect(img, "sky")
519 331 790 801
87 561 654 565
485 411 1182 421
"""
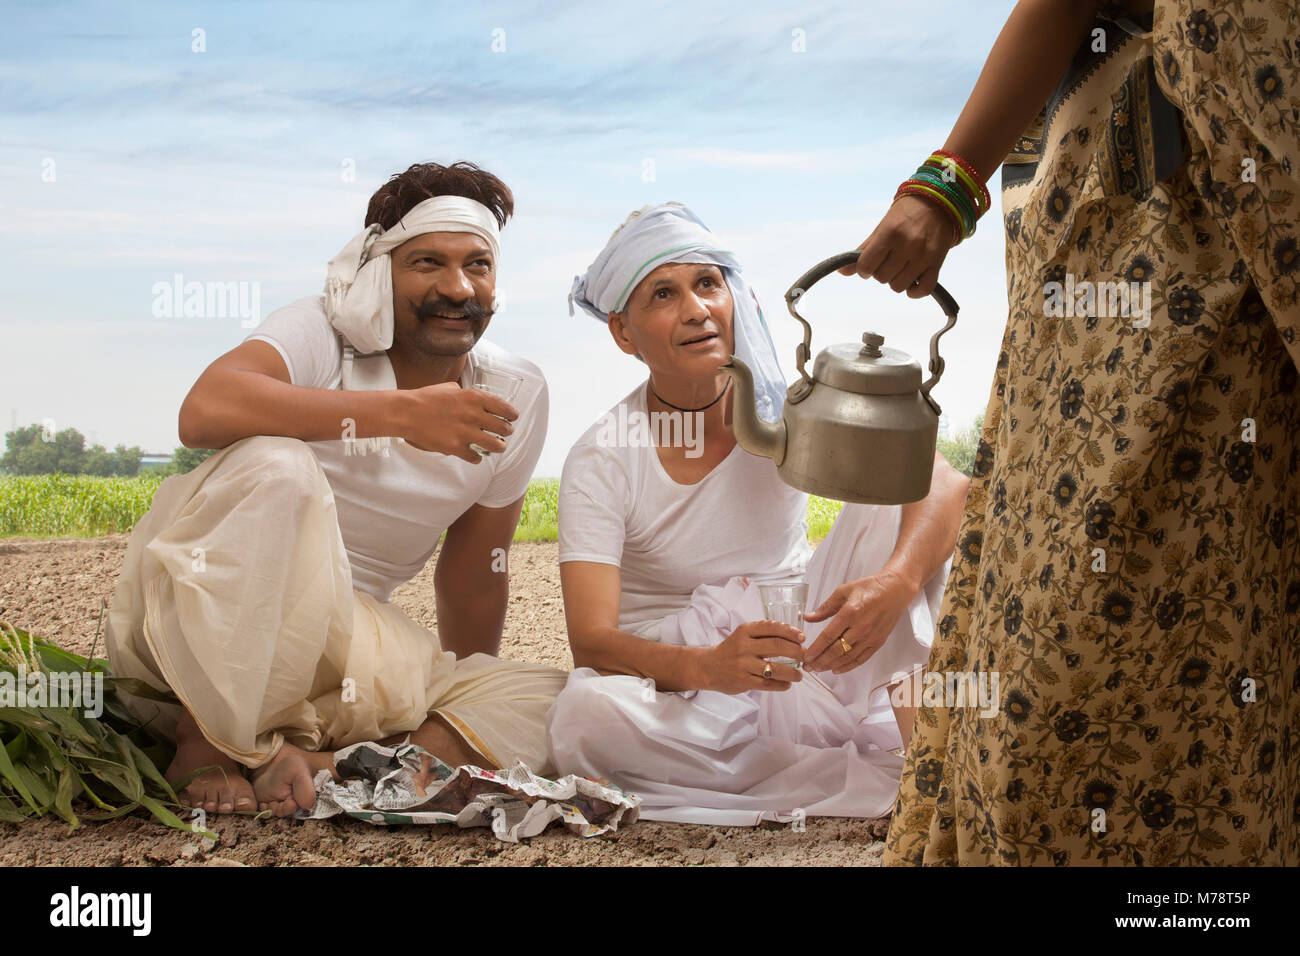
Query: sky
0 0 1018 477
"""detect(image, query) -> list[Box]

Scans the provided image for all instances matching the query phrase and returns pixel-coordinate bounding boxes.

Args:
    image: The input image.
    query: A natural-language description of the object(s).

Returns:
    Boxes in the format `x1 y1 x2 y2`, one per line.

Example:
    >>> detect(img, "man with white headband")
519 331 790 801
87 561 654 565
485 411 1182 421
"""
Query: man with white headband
106 162 566 819
548 202 970 823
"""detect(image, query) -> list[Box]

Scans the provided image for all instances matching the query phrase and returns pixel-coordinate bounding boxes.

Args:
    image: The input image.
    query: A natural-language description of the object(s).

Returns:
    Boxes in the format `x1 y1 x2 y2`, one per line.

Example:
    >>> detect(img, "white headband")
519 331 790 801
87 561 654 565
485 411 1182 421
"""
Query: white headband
323 194 502 354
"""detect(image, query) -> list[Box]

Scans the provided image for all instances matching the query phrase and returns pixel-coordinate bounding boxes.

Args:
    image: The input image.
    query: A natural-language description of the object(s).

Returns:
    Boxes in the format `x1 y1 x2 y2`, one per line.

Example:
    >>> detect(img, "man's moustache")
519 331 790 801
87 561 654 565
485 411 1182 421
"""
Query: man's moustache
416 299 492 321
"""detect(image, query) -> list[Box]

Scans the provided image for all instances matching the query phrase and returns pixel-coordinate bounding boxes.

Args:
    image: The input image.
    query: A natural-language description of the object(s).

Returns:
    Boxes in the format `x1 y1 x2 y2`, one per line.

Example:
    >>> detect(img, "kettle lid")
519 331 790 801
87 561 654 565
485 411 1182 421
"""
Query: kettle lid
812 332 921 395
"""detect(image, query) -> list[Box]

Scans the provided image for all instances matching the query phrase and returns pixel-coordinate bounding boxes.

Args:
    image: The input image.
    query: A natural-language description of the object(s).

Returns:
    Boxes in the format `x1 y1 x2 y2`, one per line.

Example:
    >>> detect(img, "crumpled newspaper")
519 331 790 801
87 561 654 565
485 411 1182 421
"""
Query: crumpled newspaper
295 741 640 842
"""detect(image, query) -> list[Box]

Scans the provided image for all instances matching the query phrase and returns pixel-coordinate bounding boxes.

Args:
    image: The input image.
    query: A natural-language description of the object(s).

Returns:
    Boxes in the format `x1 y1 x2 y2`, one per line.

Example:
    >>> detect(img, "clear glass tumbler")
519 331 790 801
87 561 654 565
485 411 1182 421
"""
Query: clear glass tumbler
758 580 808 671
469 366 522 458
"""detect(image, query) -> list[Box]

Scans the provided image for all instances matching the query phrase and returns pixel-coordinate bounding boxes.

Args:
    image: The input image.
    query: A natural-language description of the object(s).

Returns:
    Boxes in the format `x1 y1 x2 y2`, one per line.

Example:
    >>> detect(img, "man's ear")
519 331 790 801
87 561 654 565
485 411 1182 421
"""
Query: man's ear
607 311 640 359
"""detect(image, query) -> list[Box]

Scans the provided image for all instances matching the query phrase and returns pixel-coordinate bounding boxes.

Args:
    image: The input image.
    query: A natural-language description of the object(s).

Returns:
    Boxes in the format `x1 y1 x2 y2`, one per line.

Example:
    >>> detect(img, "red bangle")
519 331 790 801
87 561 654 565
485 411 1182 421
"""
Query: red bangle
932 149 991 213
894 184 963 245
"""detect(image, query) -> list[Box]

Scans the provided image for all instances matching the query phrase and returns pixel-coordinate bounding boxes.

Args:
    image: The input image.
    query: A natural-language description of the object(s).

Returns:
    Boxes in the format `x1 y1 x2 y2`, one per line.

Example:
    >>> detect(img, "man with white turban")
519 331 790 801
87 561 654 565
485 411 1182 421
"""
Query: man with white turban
106 162 567 818
548 203 970 823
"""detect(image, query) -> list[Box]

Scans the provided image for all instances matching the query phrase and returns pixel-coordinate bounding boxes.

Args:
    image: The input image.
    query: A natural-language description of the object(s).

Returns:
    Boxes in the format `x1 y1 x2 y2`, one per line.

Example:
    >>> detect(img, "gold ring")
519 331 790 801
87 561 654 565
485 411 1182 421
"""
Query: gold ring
839 637 853 654
763 662 773 679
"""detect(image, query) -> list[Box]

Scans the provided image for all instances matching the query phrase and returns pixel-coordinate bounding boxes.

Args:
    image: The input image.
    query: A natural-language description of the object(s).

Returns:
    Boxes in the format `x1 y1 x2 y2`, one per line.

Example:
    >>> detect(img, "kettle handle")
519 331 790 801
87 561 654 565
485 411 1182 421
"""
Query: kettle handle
784 250 960 415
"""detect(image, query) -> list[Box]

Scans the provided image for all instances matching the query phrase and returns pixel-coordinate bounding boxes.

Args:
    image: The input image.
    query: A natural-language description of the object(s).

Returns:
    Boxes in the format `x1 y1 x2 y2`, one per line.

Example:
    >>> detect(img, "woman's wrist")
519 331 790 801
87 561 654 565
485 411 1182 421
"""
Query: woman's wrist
892 194 963 249
894 148 991 245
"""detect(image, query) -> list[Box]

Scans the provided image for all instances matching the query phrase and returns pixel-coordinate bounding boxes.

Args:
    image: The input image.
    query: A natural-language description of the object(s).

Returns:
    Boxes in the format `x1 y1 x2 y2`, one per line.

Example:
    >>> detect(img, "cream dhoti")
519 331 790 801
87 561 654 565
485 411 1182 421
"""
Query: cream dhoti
105 435 567 772
547 502 949 825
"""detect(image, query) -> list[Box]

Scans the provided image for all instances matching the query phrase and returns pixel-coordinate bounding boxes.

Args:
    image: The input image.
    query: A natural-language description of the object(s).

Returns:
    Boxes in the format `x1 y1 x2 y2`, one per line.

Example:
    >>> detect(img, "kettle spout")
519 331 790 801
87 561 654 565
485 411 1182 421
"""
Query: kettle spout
720 356 786 466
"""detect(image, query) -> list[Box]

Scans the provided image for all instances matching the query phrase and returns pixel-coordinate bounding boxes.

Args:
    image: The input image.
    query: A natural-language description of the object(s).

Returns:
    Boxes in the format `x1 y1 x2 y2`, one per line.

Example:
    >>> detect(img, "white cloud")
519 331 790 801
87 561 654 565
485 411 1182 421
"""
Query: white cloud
674 147 823 171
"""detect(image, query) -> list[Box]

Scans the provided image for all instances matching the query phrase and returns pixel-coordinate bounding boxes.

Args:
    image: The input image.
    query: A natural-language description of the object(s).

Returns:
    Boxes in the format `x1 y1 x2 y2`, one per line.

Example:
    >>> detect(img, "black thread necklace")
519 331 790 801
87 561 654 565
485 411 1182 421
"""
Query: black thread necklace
649 378 730 412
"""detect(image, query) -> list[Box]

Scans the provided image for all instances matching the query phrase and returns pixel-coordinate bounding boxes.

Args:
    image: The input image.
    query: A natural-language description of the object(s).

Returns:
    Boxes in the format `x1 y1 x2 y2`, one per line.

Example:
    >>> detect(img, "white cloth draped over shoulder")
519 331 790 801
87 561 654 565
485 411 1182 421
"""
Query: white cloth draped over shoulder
322 194 505 439
244 297 549 604
547 502 950 825
105 195 566 770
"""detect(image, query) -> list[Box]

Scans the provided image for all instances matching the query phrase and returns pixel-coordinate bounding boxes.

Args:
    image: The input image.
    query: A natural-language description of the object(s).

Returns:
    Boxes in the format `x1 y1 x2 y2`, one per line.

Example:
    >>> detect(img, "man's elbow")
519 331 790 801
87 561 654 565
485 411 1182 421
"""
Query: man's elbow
177 395 209 449
177 388 230 449
565 627 601 672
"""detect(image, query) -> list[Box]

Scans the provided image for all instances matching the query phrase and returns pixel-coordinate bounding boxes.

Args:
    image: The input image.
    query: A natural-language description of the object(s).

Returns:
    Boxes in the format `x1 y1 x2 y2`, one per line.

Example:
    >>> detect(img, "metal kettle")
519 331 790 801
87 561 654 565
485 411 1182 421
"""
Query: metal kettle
721 250 959 504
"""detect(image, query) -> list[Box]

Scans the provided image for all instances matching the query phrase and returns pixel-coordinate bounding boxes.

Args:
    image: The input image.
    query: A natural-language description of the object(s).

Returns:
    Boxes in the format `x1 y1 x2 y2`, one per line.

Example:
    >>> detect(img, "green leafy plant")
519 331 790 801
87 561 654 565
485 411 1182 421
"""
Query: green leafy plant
0 616 208 836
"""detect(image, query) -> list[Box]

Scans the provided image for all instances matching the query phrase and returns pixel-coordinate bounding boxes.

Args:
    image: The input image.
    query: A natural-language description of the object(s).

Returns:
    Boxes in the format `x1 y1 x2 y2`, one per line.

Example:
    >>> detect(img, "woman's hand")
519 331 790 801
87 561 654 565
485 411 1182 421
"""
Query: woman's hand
802 570 916 675
837 194 958 298
696 621 805 694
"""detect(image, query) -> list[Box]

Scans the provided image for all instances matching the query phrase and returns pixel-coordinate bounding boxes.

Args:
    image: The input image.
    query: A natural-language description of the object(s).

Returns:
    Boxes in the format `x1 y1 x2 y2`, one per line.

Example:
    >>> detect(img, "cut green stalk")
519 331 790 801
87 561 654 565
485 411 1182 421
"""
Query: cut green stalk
0 619 215 838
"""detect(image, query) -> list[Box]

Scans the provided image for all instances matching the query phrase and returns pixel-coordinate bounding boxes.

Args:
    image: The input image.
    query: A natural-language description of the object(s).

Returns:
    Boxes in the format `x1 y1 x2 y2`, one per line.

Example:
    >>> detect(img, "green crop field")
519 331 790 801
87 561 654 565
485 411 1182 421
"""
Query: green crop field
514 477 561 542
805 494 843 540
0 474 167 538
0 473 844 542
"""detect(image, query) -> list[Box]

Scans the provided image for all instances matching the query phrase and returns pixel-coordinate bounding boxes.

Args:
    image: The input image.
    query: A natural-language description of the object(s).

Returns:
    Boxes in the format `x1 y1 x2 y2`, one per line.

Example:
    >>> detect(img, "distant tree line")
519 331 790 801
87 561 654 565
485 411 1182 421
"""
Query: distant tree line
1 424 217 477
4 415 984 480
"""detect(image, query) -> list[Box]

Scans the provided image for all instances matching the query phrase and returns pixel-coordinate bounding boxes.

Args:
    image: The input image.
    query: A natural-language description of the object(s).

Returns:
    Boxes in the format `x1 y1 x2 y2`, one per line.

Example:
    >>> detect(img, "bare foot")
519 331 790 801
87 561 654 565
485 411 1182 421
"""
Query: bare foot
382 715 497 772
250 743 336 818
168 712 255 815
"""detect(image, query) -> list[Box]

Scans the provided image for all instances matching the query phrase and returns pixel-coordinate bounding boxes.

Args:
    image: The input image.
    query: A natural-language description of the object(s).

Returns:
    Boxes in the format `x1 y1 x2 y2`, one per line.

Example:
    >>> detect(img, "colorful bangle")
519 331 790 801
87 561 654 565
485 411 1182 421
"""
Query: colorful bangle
921 157 988 216
931 149 991 212
894 183 963 244
907 168 978 231
899 172 976 237
893 148 991 243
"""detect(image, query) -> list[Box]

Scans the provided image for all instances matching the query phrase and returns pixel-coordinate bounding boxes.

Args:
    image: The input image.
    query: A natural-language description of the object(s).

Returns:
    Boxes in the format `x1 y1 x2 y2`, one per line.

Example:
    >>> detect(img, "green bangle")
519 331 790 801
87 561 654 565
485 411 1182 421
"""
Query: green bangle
910 169 977 235
923 157 987 215
911 168 975 224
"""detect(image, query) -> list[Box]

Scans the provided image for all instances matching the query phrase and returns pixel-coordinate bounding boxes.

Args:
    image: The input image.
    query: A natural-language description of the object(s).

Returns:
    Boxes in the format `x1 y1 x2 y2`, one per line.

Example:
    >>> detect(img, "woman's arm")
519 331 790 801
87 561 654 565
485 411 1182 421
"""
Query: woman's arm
942 0 1109 181
842 0 1110 296
561 561 806 694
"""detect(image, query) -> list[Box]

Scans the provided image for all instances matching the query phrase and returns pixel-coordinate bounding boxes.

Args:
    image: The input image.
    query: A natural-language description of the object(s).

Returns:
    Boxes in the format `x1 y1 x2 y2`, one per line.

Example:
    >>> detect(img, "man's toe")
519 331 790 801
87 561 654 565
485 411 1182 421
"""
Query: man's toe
291 773 316 812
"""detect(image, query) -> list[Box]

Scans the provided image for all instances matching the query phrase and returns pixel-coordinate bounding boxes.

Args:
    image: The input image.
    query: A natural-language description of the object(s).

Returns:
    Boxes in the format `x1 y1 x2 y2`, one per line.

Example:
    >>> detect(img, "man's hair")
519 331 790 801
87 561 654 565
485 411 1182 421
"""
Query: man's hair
365 161 514 231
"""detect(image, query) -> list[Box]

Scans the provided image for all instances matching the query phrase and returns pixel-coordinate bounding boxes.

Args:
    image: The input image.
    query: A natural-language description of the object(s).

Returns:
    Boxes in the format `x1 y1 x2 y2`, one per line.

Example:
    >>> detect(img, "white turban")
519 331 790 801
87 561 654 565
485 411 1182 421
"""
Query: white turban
568 202 788 423
324 194 502 355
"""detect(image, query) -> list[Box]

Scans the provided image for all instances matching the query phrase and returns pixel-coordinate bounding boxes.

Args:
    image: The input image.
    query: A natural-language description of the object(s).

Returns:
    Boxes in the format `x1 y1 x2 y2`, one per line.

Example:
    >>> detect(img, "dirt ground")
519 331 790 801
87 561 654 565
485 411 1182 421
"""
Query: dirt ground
0 536 890 866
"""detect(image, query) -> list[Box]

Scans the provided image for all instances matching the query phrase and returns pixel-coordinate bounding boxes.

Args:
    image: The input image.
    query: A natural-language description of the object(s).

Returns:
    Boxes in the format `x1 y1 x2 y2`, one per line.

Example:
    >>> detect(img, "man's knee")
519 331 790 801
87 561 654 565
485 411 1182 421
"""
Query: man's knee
220 436 326 498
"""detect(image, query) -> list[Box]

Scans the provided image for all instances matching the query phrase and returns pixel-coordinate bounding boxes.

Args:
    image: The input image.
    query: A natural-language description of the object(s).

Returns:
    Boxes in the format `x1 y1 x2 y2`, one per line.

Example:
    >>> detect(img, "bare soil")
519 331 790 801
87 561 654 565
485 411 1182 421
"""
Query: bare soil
0 536 889 866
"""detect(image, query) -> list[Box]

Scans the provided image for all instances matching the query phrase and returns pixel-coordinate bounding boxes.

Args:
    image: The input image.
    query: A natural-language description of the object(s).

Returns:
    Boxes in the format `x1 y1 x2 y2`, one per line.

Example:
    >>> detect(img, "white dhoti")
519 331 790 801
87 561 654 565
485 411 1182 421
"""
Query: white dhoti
106 435 567 773
546 503 950 824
